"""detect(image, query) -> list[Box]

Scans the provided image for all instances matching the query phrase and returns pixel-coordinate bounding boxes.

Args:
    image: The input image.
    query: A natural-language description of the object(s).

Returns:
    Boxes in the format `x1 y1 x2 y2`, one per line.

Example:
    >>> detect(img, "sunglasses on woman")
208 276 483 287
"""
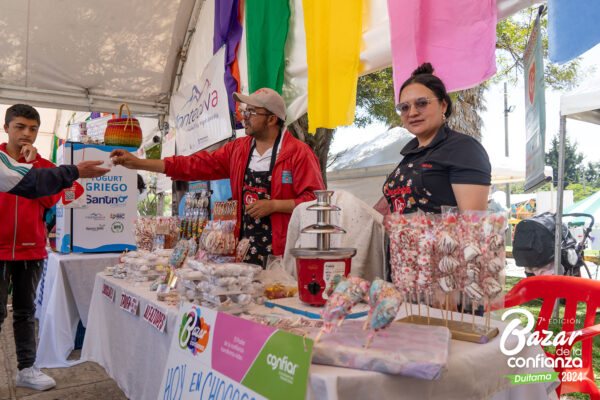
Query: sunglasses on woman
396 97 440 116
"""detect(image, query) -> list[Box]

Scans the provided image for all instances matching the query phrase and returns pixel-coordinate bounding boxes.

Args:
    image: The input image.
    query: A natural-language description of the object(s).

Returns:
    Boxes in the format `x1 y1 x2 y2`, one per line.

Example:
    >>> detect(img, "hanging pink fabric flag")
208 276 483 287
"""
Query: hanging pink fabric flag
387 0 497 102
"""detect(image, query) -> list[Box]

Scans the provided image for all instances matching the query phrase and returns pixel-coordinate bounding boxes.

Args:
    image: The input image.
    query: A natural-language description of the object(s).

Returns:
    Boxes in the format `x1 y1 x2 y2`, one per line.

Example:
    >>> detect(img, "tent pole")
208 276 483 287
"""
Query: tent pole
555 115 566 276
553 115 567 318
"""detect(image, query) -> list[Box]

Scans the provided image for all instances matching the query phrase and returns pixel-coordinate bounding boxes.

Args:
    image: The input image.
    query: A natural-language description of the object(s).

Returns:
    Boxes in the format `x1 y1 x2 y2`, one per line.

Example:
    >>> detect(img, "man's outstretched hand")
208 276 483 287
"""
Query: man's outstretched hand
109 149 140 169
76 160 111 178
109 149 165 173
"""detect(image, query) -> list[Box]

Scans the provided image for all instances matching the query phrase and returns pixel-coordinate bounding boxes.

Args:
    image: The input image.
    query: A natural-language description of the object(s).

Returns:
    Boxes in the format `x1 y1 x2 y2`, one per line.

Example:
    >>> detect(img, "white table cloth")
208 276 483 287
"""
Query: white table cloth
82 272 559 400
35 252 120 368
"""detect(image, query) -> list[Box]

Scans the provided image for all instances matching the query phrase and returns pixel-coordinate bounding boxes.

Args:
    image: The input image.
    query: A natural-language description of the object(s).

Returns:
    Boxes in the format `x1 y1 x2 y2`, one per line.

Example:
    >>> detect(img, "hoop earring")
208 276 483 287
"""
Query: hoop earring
442 113 447 122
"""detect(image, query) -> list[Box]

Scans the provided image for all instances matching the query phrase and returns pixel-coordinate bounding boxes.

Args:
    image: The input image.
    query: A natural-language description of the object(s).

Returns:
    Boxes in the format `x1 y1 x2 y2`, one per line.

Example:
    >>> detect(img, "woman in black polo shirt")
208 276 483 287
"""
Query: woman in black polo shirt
383 63 491 214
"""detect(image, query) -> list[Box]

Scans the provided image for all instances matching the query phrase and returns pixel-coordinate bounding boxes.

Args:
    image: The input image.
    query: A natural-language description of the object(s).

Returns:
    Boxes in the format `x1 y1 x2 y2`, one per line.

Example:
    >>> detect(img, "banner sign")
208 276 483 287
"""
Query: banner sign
101 282 116 302
119 291 139 316
143 303 168 333
171 46 233 156
158 303 313 400
523 13 547 192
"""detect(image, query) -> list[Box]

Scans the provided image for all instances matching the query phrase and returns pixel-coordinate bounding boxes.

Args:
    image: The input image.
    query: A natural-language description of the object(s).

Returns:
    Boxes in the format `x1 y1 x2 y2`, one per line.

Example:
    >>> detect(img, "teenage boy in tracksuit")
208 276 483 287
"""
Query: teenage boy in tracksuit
0 104 60 391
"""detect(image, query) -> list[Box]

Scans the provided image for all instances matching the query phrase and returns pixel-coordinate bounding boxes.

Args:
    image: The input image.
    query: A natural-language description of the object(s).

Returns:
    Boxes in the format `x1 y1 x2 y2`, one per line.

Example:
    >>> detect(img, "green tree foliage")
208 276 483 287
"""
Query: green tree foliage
494 8 584 91
545 134 584 186
565 183 600 203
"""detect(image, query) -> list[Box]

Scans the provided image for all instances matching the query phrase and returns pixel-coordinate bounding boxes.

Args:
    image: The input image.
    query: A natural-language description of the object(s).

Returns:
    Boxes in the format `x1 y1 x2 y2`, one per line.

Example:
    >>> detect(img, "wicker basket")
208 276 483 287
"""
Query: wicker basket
104 103 143 148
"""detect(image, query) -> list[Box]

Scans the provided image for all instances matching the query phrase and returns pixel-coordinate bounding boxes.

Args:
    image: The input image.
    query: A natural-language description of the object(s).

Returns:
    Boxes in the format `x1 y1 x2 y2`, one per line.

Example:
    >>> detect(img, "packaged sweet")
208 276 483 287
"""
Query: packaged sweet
169 240 189 268
155 249 174 258
264 284 298 299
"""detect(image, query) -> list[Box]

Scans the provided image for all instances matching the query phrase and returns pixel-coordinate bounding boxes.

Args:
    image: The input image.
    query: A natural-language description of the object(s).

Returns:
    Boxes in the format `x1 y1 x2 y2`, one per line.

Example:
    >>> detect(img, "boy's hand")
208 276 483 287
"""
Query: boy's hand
76 160 111 178
21 144 37 162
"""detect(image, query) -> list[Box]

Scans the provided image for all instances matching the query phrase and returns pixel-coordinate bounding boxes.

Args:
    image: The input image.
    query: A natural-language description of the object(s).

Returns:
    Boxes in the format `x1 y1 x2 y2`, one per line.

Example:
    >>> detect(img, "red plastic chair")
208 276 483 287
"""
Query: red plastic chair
502 275 600 399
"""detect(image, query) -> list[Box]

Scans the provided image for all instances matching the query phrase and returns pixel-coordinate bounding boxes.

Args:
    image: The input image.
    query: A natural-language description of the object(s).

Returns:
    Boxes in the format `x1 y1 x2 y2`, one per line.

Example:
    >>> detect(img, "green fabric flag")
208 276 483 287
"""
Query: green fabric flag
51 135 59 164
245 0 290 94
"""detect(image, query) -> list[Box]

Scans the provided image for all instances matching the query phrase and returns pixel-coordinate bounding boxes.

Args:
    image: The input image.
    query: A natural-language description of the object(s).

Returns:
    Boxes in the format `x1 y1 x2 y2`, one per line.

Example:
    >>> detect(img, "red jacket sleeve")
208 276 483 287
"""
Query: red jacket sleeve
292 145 325 206
35 159 63 209
163 141 235 181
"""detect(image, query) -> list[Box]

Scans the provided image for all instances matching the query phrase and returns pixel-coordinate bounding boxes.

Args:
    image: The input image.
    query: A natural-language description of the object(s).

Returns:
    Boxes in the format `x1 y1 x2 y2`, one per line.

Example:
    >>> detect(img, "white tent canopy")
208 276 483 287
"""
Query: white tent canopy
0 0 199 116
553 78 600 273
560 78 600 124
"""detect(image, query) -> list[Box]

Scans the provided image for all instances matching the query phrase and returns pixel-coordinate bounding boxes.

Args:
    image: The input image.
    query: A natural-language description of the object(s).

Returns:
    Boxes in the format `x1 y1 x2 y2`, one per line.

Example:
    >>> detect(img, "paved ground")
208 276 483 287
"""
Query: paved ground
0 308 126 400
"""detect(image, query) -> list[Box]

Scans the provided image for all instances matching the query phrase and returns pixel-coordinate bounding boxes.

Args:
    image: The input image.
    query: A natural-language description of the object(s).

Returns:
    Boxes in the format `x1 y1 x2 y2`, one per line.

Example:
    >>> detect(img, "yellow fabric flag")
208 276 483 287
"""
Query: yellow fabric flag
303 0 363 133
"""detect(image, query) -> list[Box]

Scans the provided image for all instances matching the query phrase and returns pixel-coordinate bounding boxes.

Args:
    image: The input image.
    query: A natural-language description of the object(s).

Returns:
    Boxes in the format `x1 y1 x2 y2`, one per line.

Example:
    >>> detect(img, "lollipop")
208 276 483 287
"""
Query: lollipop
488 233 504 251
365 294 402 348
315 292 353 343
363 280 396 330
346 276 371 302
464 281 484 301
483 277 502 297
334 277 371 327
463 243 482 262
438 255 459 274
437 233 458 254
487 257 504 274
439 275 457 292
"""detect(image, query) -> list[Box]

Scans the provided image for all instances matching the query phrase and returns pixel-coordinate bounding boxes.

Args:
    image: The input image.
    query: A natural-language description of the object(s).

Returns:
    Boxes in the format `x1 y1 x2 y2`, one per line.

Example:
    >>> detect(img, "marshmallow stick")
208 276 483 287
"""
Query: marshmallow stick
426 293 430 324
315 330 324 344
417 291 421 317
365 334 374 349
445 294 449 327
362 315 370 330
461 292 465 322
404 295 411 321
337 318 344 328
471 301 476 332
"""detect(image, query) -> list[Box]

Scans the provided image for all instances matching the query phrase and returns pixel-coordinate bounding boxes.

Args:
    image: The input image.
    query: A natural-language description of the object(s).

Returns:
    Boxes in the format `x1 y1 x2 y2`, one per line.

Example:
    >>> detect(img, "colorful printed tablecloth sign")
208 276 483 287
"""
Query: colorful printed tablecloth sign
158 303 313 400
143 303 168 333
119 291 139 316
101 282 116 302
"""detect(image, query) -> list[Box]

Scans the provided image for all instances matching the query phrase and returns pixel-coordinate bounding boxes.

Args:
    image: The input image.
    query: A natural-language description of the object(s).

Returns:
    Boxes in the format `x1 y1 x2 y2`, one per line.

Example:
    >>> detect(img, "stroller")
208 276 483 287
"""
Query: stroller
512 212 595 278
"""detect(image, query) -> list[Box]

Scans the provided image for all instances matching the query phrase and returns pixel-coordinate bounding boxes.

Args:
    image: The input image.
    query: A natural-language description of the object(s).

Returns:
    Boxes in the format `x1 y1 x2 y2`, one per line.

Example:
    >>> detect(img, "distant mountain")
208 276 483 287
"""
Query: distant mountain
327 127 413 171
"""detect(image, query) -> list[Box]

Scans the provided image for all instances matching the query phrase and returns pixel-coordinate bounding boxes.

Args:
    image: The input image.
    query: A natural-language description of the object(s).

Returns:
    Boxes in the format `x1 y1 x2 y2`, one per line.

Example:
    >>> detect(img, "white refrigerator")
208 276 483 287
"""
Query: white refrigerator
55 142 137 253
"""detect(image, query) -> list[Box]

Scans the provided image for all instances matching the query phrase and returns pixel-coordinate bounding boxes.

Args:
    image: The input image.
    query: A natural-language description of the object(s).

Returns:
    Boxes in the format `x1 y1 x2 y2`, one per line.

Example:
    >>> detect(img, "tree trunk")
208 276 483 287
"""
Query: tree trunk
287 113 334 187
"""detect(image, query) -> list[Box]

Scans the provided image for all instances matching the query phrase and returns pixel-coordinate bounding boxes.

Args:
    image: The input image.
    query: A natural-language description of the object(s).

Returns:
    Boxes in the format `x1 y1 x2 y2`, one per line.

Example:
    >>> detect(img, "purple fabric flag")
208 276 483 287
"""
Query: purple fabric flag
214 0 243 122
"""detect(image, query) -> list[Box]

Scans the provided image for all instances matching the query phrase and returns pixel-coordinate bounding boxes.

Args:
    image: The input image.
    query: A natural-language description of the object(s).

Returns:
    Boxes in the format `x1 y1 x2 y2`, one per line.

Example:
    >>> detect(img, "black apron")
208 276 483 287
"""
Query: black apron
382 147 437 214
241 133 282 267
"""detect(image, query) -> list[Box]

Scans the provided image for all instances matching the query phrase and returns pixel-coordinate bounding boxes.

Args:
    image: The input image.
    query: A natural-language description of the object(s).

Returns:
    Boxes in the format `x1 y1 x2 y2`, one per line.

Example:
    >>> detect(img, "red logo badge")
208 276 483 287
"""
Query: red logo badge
528 62 536 104
61 181 84 205
244 192 259 205
393 197 406 214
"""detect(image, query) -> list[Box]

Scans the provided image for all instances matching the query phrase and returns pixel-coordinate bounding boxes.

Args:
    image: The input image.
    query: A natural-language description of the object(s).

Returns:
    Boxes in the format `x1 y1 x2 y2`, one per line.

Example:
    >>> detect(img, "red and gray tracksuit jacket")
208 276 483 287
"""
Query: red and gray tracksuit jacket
0 143 63 260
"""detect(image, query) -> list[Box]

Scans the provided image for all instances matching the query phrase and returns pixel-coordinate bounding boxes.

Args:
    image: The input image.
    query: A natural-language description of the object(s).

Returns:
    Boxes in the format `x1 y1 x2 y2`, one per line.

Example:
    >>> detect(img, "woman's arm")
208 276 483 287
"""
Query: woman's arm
451 183 489 211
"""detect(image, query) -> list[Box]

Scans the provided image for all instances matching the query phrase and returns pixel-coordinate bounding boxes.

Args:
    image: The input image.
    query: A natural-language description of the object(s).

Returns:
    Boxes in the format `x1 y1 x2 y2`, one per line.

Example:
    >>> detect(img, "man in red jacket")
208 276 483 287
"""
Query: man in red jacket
0 104 59 391
111 88 325 267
